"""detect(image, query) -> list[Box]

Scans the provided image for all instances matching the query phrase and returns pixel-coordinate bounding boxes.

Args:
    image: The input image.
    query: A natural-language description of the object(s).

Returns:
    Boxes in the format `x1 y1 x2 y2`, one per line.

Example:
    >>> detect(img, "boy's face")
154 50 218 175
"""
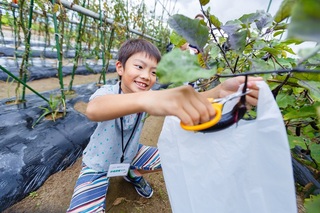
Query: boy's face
116 52 158 93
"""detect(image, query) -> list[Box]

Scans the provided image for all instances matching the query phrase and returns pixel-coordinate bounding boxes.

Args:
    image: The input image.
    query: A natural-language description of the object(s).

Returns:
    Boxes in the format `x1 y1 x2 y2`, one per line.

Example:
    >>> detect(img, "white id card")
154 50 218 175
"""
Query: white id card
107 163 130 177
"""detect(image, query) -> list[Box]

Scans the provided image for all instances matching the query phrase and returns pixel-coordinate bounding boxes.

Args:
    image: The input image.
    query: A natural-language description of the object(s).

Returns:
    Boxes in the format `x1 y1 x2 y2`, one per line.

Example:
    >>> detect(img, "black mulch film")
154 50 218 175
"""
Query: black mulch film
0 46 117 82
0 83 98 211
0 64 117 82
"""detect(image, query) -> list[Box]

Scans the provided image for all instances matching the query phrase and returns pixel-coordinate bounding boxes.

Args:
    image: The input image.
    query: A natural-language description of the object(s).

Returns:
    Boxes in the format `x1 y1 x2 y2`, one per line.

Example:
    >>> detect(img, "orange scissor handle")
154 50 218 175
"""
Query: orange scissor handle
180 102 223 131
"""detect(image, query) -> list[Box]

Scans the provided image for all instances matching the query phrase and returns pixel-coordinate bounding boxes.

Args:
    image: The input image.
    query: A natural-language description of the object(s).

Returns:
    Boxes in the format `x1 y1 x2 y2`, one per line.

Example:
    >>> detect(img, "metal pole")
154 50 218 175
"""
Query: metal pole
60 0 160 42
0 1 160 42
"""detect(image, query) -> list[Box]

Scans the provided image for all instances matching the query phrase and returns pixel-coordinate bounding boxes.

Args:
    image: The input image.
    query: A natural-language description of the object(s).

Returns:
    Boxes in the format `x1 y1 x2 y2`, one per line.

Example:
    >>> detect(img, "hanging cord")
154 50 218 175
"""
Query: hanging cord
118 81 141 163
120 113 141 163
236 75 249 122
240 75 248 105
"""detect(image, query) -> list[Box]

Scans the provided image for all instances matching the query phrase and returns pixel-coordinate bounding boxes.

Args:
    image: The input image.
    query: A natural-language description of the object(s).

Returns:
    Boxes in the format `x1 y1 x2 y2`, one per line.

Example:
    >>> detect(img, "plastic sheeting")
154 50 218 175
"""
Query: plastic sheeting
0 46 114 59
158 82 297 213
0 83 99 212
0 64 116 82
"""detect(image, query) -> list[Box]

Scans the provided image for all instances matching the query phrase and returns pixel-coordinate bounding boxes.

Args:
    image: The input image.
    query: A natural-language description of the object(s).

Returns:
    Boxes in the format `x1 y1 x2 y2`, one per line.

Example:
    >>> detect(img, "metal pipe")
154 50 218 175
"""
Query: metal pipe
60 0 160 42
0 1 160 42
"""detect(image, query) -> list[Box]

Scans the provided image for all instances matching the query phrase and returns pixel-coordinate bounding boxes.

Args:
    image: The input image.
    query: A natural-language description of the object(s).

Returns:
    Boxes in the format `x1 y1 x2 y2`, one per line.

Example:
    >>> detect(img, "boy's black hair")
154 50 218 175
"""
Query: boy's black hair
117 38 161 68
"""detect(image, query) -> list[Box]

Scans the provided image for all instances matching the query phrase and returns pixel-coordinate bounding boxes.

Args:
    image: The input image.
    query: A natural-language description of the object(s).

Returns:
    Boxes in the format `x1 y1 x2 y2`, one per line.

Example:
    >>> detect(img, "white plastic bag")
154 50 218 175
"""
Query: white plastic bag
158 81 297 213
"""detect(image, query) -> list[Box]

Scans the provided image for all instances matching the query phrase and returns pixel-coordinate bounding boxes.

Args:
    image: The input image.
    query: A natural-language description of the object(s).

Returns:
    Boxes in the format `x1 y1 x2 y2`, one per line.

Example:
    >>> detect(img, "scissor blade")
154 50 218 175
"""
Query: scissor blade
211 90 252 103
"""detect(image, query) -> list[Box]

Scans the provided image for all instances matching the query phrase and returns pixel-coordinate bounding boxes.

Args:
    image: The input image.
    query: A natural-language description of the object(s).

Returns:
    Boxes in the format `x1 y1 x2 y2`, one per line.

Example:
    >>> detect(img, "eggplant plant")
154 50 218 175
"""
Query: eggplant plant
157 0 320 209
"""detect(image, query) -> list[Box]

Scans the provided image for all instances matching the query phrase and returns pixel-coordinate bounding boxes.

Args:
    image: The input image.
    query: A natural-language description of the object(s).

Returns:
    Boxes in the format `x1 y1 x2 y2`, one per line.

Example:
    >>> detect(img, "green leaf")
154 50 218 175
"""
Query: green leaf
297 80 320 101
200 0 210 6
274 0 297 23
209 14 222 30
170 31 187 47
287 0 320 42
228 29 248 52
276 93 296 108
157 49 216 84
207 43 220 59
250 58 276 71
304 194 320 213
281 38 303 45
284 105 318 120
254 10 273 31
53 4 60 13
294 73 320 82
221 20 242 36
262 46 281 55
309 143 320 164
239 13 258 26
168 14 209 50
253 39 267 50
288 135 307 149
273 30 284 37
238 10 272 30
275 43 296 55
273 23 288 31
308 53 320 65
273 57 295 68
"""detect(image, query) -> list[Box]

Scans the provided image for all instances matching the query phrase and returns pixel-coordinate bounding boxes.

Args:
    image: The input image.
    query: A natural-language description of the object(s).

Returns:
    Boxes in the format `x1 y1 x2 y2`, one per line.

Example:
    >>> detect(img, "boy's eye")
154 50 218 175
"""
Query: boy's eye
135 65 143 69
151 71 157 76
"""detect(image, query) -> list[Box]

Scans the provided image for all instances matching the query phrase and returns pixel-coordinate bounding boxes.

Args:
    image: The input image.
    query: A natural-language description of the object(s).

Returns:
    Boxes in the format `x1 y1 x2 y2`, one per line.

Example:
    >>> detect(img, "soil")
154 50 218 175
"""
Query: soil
0 74 305 213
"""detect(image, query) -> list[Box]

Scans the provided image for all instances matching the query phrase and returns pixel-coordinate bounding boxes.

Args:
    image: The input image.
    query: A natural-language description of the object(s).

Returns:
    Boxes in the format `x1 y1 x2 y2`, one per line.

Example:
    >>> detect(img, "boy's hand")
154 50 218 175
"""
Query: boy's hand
143 86 216 126
142 76 263 126
218 76 263 107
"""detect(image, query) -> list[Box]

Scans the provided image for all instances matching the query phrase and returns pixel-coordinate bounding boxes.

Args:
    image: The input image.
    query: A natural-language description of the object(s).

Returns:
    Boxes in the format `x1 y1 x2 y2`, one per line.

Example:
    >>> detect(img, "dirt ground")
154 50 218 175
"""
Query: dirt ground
0 74 305 213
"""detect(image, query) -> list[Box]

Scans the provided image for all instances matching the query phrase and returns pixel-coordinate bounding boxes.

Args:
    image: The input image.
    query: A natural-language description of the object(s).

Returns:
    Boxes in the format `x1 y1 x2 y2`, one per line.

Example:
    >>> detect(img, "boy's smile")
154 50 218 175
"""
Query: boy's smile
116 52 158 94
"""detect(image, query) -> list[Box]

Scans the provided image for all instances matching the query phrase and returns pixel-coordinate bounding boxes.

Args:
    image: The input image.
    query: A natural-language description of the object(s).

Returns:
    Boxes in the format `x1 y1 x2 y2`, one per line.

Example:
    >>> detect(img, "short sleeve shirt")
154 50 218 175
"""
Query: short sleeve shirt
82 82 146 172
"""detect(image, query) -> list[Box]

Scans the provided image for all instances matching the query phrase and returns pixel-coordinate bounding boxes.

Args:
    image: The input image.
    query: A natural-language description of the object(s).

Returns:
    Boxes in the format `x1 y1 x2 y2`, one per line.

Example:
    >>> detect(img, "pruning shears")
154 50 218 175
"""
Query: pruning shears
180 90 251 131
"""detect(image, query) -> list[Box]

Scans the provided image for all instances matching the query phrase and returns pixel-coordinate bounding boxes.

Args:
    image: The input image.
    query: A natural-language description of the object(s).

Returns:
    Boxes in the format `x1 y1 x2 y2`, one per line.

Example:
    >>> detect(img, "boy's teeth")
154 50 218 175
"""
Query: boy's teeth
137 82 146 87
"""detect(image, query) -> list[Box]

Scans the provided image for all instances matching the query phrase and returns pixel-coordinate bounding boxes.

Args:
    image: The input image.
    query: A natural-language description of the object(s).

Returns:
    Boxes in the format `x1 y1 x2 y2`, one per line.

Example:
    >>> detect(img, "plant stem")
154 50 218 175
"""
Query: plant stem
98 0 106 84
0 65 49 103
21 0 35 101
51 0 65 100
68 0 87 91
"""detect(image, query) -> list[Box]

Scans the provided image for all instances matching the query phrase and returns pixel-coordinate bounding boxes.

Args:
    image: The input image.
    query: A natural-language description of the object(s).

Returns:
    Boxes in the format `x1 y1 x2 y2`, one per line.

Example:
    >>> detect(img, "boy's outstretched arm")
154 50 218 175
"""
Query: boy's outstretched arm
86 85 215 126
86 76 263 126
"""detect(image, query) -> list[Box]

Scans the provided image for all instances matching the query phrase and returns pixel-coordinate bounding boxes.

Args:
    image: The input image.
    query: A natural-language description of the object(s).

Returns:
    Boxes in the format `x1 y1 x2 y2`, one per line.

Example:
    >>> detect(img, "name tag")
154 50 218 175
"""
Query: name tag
107 163 130 177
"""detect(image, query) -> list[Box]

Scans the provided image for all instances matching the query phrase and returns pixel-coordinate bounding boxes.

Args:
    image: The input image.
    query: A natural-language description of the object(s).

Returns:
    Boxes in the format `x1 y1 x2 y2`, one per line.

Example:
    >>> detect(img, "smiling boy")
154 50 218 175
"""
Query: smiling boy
67 38 262 212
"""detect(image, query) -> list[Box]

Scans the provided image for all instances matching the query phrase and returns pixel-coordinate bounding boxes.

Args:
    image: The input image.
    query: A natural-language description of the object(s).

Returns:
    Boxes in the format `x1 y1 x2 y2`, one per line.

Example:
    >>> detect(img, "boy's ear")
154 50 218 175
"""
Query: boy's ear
116 61 124 76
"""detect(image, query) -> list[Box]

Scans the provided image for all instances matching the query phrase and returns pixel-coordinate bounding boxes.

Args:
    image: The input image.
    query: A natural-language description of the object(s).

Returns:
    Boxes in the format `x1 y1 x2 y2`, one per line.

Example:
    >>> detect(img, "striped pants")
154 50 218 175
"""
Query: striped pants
66 144 161 213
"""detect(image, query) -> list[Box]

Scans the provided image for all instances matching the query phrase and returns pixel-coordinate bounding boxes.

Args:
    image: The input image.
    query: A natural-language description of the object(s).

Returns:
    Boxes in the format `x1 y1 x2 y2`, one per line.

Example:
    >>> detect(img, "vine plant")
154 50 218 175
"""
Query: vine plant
157 0 320 209
1 0 171 123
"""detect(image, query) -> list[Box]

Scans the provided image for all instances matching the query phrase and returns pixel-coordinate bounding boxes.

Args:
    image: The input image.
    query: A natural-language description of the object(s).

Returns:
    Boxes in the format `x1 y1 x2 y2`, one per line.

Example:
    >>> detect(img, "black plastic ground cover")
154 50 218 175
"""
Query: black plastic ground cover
0 39 118 55
0 83 99 212
0 64 116 82
0 46 99 59
0 46 77 58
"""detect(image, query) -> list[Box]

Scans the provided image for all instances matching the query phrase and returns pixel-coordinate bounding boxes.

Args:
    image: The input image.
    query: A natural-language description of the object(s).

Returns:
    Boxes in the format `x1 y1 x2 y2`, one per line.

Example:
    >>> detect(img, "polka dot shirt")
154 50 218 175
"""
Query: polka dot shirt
82 82 146 172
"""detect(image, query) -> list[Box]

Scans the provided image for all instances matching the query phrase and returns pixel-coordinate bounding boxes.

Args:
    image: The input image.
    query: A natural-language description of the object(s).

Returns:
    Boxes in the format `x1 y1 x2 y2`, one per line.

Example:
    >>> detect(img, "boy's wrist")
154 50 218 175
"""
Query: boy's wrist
134 91 149 113
201 84 222 99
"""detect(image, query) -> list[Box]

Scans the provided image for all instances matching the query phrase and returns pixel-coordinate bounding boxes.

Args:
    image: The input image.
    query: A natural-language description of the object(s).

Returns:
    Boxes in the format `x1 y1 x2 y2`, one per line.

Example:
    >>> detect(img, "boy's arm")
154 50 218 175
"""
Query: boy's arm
86 85 216 126
86 76 263 126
